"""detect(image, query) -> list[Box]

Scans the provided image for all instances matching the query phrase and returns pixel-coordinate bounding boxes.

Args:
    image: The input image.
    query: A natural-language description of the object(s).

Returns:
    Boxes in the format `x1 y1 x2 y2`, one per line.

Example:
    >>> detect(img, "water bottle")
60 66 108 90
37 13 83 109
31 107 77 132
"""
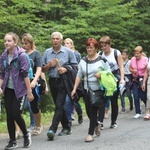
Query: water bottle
119 84 126 95
139 78 143 88
29 67 34 79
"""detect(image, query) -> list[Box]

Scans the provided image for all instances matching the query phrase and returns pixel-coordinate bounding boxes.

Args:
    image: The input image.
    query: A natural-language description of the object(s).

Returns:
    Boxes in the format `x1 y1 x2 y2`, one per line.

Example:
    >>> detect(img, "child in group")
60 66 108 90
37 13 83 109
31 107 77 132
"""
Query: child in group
0 32 33 149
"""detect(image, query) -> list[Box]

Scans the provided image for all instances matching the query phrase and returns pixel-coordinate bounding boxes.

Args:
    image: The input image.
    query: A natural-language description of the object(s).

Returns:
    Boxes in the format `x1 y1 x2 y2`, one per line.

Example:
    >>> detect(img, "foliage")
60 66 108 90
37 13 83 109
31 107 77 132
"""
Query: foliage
0 0 149 113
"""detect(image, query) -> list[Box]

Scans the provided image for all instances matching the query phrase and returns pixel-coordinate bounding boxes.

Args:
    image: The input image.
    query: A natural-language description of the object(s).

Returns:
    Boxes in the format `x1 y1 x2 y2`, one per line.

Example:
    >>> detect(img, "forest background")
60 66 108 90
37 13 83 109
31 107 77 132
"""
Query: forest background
0 0 149 122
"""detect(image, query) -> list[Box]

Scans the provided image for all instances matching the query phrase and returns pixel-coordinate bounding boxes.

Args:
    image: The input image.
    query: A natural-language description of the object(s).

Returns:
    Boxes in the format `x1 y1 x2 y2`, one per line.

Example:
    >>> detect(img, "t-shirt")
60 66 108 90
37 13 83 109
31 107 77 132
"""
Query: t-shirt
124 60 131 75
101 48 121 73
130 56 148 77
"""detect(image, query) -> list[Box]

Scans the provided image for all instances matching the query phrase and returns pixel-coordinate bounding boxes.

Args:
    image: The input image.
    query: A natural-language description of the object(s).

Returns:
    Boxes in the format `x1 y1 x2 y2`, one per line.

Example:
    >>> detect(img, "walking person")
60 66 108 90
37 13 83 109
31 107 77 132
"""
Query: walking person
64 38 83 125
0 32 33 149
21 33 43 135
129 46 148 119
71 38 110 142
99 35 125 128
120 49 133 113
42 32 78 140
142 57 150 120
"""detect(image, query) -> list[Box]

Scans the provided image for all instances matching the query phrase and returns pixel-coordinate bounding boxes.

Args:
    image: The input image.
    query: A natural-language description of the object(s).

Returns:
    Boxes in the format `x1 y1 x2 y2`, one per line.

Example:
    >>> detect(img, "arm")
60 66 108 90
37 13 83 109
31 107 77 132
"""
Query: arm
0 79 3 95
142 67 148 91
31 67 42 88
40 72 49 94
118 54 125 84
24 77 34 102
71 76 82 98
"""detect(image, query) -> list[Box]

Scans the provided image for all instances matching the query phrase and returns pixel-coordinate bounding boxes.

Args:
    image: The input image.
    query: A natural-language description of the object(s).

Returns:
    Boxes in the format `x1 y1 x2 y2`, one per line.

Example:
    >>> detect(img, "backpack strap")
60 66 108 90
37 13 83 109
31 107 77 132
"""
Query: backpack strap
114 49 118 64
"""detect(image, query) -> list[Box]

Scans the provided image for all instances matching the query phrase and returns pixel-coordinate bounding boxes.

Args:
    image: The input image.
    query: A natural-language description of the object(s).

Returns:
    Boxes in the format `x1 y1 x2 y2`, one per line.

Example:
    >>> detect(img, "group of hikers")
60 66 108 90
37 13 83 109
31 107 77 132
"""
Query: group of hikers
0 31 149 150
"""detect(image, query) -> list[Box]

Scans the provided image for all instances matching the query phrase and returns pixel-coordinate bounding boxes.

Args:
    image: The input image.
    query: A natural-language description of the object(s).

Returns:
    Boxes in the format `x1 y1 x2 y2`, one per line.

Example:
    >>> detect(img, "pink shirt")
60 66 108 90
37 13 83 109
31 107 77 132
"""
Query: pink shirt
130 56 148 77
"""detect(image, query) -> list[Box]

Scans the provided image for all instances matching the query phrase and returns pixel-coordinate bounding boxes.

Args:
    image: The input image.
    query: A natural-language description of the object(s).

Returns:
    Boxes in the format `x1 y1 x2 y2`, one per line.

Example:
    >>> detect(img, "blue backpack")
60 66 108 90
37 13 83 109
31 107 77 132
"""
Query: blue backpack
3 53 34 79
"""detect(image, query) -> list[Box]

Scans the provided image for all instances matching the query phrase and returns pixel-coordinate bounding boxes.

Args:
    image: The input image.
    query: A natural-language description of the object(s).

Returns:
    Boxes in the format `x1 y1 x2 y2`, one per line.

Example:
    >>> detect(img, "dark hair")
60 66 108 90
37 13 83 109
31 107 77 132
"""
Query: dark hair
85 38 99 49
122 49 130 55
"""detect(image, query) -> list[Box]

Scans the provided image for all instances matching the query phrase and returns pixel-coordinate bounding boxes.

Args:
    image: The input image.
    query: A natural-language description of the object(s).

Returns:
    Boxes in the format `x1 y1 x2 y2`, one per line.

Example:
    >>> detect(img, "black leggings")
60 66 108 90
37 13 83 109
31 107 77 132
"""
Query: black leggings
30 88 40 114
4 88 28 141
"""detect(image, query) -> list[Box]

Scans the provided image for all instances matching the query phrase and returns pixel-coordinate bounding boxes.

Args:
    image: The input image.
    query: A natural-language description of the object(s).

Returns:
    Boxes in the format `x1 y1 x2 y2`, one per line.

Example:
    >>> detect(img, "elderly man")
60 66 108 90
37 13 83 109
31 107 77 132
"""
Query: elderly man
42 32 77 140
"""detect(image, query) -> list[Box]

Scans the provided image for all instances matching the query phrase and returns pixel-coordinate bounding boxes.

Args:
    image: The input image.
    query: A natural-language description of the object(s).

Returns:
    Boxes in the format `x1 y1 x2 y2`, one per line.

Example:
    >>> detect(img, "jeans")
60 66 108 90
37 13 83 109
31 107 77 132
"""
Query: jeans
24 98 36 127
49 78 70 133
132 81 147 114
65 95 82 122
120 82 133 108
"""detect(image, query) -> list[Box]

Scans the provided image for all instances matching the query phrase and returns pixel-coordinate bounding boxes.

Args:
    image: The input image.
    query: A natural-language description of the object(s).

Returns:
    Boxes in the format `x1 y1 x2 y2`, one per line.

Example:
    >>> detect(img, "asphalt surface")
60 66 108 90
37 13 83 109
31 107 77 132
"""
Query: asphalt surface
0 106 150 150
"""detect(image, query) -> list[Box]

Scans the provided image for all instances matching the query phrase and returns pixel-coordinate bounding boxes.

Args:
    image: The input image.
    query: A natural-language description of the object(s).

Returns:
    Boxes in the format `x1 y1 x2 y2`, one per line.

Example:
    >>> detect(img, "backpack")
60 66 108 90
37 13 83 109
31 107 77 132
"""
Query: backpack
3 53 34 79
99 49 118 64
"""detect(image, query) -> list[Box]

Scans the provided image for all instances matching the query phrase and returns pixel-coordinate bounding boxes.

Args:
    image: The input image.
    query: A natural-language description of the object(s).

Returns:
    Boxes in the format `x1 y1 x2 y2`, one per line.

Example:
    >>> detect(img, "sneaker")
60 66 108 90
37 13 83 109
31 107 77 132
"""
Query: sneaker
58 128 71 136
110 123 117 129
71 113 75 121
32 126 43 136
100 123 104 130
47 130 55 140
120 108 126 113
78 114 83 124
134 113 141 119
24 132 31 148
27 125 35 132
94 124 101 136
5 140 18 150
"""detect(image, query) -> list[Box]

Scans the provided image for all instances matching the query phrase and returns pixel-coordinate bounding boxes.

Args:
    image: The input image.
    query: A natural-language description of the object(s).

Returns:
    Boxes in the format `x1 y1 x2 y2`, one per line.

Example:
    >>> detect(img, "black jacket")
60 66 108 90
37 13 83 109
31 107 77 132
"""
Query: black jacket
60 64 84 102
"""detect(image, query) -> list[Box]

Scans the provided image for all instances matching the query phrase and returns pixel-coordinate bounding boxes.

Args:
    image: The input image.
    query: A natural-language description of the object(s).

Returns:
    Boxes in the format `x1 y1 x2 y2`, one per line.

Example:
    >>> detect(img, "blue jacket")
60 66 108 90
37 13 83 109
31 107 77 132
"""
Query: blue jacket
0 46 30 99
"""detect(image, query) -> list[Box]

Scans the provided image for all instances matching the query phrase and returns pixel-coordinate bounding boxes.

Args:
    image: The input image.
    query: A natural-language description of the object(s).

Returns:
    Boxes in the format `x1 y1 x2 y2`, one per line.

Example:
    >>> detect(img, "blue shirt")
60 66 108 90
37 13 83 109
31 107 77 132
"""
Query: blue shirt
42 46 77 78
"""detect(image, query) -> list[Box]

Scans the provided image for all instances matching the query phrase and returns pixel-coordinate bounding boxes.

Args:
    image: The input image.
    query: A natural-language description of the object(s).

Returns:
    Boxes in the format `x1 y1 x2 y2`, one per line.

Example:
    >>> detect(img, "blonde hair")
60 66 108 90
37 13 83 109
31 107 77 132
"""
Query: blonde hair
5 32 19 44
64 38 75 50
134 46 143 53
22 33 36 50
99 35 111 45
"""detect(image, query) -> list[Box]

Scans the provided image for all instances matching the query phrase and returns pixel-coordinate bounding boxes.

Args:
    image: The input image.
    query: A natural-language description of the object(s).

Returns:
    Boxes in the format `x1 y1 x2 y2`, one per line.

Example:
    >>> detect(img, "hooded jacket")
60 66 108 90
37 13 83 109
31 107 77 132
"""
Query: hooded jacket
0 46 30 99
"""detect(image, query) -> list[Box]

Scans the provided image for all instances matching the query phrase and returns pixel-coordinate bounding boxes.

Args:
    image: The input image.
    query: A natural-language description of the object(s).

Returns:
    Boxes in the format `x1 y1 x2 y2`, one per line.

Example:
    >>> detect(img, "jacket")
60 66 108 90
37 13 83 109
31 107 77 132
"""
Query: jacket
61 64 84 102
98 71 117 97
0 46 30 99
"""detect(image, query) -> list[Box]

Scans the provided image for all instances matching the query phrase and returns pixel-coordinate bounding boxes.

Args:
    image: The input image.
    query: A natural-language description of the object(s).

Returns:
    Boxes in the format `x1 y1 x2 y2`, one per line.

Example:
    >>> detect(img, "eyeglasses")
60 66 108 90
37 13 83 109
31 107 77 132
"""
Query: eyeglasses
99 41 109 45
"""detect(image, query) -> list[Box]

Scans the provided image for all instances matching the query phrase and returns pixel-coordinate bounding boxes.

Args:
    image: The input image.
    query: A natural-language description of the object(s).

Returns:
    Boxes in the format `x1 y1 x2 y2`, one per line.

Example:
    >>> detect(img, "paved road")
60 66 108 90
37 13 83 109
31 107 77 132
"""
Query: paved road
0 107 150 150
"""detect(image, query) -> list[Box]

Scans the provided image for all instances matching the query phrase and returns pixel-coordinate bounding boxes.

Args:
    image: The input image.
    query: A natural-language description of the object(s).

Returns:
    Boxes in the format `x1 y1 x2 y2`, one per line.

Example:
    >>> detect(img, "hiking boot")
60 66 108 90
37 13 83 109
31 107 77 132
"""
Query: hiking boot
47 130 55 140
24 132 31 148
78 114 83 124
5 140 18 150
58 128 71 136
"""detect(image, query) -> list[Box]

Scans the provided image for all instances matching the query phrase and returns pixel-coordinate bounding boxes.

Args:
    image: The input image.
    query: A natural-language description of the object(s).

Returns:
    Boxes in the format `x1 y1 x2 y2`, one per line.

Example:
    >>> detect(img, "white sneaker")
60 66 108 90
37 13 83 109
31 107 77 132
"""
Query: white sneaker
134 114 141 119
27 125 35 132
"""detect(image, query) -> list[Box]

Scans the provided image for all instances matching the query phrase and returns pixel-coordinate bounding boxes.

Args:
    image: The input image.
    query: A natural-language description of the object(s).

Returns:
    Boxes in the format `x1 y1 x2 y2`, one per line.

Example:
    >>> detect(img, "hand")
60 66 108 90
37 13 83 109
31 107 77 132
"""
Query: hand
142 83 146 91
0 88 3 95
27 92 34 102
71 89 76 99
30 80 36 89
58 67 67 74
44 86 49 95
120 79 125 85
50 59 57 68
94 72 101 79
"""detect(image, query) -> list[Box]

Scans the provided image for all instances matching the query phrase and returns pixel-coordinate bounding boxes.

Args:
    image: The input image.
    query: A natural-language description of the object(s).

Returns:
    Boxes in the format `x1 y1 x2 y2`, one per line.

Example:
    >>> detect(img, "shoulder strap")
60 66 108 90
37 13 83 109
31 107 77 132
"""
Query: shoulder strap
114 49 118 64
